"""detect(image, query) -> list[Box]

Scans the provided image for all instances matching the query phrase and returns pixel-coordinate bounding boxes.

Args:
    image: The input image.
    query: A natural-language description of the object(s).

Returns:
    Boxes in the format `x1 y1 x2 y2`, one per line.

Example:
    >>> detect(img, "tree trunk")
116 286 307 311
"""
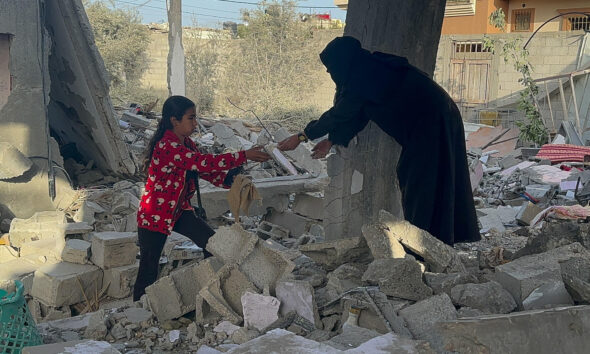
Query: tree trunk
167 0 185 96
323 0 446 240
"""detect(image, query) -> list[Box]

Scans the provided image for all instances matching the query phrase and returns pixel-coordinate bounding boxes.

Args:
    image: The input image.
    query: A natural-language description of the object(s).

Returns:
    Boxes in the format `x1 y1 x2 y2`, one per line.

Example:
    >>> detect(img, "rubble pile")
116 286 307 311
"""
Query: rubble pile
5 120 590 353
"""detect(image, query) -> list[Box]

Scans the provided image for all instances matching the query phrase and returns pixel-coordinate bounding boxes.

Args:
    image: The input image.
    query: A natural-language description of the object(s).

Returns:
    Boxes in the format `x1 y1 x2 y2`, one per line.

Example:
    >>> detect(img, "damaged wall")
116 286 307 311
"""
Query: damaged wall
0 0 74 218
44 0 135 175
0 0 135 218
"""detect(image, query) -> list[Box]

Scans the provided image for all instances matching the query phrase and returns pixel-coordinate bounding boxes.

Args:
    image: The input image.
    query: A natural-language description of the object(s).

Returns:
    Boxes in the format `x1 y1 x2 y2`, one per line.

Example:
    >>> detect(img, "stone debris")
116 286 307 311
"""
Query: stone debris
10 121 590 354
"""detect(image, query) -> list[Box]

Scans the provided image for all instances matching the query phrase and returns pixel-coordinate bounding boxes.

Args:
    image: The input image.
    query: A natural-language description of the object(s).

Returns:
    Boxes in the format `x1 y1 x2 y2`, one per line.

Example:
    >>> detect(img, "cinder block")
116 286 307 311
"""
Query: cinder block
61 239 91 264
102 261 139 299
494 243 590 309
8 211 67 248
276 280 321 328
31 262 103 307
90 232 138 269
206 225 258 264
266 210 318 237
292 193 324 220
256 221 289 240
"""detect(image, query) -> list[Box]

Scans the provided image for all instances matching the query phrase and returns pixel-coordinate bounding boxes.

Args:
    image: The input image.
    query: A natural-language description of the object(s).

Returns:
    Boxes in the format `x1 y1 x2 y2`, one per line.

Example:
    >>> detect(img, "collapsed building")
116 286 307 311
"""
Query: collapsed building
4 1 590 354
0 0 134 220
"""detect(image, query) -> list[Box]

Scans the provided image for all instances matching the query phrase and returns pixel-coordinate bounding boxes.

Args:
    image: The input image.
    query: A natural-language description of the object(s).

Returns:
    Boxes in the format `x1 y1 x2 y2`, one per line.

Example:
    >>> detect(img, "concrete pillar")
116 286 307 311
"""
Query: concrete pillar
324 0 446 240
166 0 185 96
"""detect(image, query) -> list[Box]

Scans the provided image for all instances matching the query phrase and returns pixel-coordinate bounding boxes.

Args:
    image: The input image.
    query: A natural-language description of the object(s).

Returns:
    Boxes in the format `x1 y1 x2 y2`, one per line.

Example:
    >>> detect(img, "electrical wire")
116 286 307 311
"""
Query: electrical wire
215 0 339 8
113 0 242 21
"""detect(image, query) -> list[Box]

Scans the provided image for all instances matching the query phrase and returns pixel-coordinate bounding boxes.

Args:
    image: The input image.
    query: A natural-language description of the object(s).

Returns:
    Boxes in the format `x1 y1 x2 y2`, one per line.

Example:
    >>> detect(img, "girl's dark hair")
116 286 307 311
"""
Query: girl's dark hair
142 95 195 175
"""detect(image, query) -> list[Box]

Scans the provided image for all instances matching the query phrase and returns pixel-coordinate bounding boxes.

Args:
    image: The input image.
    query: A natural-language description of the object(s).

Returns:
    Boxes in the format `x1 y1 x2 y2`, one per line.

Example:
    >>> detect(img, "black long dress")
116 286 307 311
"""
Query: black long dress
304 36 480 245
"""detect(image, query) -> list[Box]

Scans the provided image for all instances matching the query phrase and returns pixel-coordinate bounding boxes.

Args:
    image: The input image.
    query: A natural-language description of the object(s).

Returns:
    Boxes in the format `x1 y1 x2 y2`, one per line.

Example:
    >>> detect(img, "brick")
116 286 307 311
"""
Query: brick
90 232 138 269
256 221 289 240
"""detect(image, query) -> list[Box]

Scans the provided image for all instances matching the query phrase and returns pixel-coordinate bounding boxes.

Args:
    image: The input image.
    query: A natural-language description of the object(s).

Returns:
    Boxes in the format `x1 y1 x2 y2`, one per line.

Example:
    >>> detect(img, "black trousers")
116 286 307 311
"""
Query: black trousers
133 210 215 301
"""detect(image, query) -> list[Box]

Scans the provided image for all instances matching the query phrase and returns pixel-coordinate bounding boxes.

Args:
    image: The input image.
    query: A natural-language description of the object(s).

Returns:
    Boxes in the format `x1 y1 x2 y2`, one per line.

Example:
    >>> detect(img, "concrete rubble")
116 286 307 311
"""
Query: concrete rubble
6 115 590 354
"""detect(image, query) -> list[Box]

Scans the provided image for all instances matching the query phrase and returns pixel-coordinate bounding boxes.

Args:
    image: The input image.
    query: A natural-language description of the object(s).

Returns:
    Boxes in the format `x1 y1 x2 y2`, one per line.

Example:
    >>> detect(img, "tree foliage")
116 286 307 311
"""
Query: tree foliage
483 9 548 146
215 0 324 126
85 1 152 102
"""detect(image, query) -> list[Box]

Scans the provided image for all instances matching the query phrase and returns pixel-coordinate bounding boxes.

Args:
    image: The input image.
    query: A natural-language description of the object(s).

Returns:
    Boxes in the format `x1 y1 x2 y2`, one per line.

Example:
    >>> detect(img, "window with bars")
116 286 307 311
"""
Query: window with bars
454 42 488 54
512 8 535 32
564 15 590 31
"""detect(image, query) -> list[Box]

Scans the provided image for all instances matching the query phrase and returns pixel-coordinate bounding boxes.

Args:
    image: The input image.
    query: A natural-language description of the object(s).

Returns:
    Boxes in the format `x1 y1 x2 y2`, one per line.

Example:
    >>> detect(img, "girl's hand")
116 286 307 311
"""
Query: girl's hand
277 134 301 151
311 139 333 159
245 146 271 162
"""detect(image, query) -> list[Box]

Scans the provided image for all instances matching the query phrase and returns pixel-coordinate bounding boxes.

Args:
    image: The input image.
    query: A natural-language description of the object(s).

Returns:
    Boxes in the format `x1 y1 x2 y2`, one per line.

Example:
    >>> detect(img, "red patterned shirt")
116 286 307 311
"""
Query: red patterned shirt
137 130 246 235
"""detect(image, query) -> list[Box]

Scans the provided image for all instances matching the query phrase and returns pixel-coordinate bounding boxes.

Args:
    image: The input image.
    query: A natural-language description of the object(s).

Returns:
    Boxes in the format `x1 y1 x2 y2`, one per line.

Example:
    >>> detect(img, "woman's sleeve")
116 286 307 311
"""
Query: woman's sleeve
153 140 247 173
303 90 366 144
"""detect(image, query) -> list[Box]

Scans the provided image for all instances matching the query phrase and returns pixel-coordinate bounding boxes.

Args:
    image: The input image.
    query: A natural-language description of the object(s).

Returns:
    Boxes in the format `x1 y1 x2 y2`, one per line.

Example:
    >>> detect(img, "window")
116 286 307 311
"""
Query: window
454 41 488 54
562 15 590 31
512 8 535 32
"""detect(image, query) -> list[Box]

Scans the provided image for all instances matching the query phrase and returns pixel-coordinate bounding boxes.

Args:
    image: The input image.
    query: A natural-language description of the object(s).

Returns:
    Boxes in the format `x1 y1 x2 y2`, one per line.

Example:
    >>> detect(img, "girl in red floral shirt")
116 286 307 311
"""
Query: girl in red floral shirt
133 96 270 301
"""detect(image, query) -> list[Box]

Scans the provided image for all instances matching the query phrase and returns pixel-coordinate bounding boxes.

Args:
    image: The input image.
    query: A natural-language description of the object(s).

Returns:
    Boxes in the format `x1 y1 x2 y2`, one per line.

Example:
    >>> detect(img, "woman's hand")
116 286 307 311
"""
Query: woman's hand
311 139 333 159
245 146 271 162
277 134 301 151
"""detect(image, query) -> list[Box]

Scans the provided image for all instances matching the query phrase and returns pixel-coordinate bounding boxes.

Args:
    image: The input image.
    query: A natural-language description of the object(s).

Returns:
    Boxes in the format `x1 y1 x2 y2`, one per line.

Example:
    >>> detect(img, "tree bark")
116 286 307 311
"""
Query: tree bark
324 0 447 240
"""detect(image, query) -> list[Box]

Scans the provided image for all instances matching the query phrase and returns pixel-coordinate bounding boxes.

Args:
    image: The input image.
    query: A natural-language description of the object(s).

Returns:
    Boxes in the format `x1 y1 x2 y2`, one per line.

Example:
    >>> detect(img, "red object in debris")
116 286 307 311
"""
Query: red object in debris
535 144 590 163
316 13 331 20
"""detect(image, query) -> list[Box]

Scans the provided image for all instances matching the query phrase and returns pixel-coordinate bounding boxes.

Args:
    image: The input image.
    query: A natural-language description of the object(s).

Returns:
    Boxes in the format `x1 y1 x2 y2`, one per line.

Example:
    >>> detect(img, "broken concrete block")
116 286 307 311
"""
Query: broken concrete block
362 258 432 301
111 191 139 214
214 321 240 336
399 293 457 348
228 328 339 353
494 242 590 308
216 264 259 317
450 281 517 314
292 193 323 220
276 280 322 328
102 261 139 299
31 262 103 307
326 263 364 295
0 244 19 263
299 237 371 271
90 232 138 269
256 221 290 240
238 236 295 293
361 223 405 260
516 202 543 226
22 340 121 354
242 292 281 331
436 306 590 354
325 325 381 350
198 285 242 325
73 201 104 225
146 276 183 322
521 280 573 310
0 142 33 179
514 222 583 258
266 210 318 237
345 332 434 354
20 239 58 258
340 289 411 337
231 327 261 345
123 307 153 324
379 211 465 273
8 211 67 248
424 272 479 296
0 259 39 293
560 257 590 303
206 224 258 264
61 239 91 264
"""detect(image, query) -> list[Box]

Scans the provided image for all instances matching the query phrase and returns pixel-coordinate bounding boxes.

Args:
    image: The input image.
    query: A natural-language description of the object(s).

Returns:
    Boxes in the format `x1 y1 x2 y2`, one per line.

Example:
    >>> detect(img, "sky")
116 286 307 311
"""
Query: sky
107 0 347 28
